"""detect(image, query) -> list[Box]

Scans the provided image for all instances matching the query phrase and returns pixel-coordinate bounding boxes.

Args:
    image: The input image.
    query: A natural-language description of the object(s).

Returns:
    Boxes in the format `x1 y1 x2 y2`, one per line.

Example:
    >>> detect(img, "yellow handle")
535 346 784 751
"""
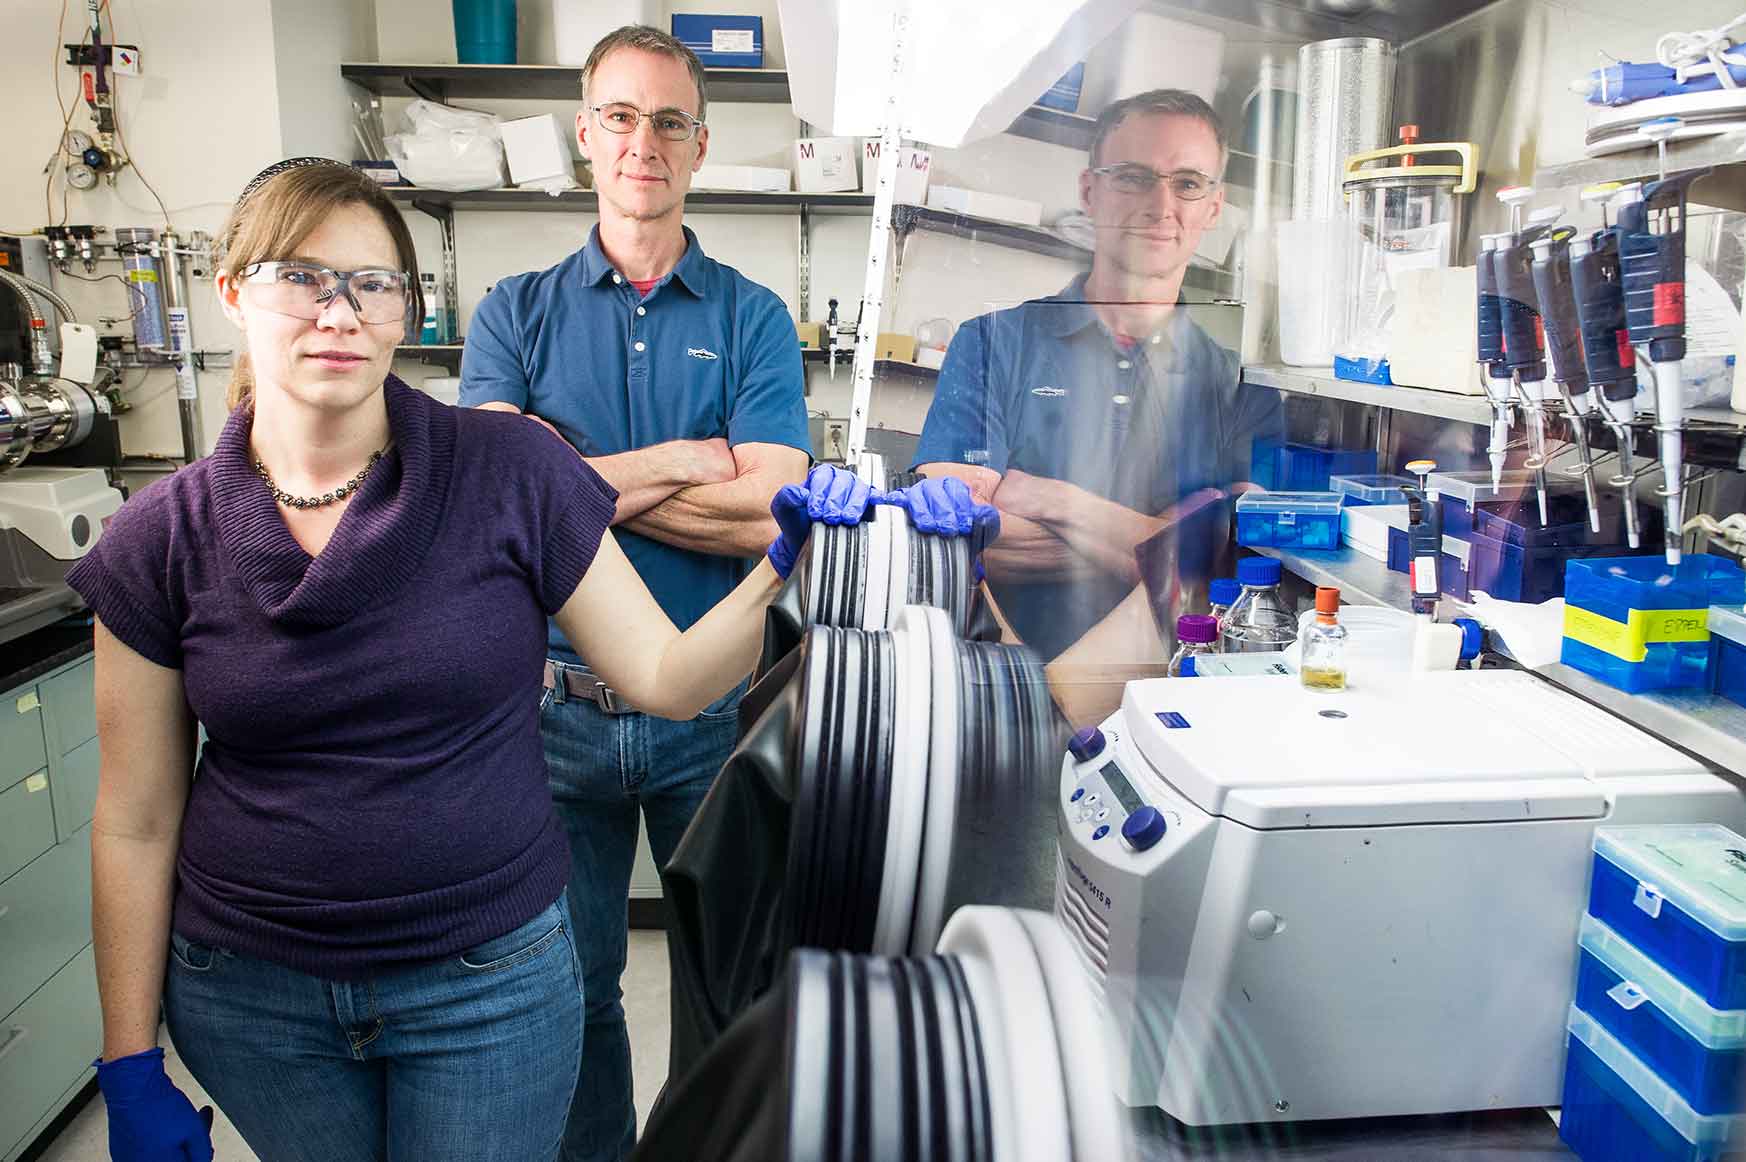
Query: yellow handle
1344 142 1478 194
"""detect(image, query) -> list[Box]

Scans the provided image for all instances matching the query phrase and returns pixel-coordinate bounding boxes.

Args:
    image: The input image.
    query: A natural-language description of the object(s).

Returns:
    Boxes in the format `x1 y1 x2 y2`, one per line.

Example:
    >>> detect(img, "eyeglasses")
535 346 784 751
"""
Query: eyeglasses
590 103 704 142
1090 164 1220 201
239 261 412 326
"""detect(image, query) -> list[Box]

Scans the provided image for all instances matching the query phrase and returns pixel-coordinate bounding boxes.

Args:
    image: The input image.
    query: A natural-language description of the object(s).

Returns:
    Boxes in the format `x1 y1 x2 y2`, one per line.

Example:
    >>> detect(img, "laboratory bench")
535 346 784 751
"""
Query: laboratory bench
0 617 100 1162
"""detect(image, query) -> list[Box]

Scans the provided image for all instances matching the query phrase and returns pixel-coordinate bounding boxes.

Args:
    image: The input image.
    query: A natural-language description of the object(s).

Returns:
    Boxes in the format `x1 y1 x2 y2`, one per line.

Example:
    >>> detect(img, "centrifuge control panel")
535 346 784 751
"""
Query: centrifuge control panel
1062 725 1187 858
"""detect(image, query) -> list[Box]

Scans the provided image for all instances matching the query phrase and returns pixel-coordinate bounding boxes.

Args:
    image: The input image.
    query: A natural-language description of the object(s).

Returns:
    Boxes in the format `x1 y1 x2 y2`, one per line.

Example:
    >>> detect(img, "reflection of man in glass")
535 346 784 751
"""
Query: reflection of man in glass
912 88 1282 661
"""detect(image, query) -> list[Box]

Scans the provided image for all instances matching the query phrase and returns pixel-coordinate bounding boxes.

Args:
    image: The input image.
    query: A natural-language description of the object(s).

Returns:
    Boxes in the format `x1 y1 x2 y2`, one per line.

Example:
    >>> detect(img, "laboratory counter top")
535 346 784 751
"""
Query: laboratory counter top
0 618 94 693
1132 1106 1568 1158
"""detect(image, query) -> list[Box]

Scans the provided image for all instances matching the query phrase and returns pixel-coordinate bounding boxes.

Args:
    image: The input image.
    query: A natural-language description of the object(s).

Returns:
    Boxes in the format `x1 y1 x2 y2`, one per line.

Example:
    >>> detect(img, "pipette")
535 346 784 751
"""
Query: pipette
1614 156 1710 565
1530 225 1604 534
1475 234 1517 495
1494 187 1557 524
1400 458 1442 618
1568 215 1642 550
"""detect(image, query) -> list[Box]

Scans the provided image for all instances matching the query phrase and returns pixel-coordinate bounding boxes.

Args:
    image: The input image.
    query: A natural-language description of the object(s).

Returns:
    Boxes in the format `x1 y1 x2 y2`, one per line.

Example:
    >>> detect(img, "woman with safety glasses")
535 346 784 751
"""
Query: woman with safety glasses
66 158 996 1162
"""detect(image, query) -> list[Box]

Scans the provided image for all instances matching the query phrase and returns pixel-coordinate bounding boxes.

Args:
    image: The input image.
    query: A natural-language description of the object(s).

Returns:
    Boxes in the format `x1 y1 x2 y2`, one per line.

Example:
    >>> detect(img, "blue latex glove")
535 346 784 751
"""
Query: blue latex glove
97 1047 215 1162
879 475 1002 558
768 464 876 579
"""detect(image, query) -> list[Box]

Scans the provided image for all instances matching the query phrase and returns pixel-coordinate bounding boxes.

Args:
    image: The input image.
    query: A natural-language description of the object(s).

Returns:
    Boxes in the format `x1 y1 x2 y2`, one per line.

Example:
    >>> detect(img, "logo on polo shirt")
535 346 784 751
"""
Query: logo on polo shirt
1031 385 1067 398
687 347 719 360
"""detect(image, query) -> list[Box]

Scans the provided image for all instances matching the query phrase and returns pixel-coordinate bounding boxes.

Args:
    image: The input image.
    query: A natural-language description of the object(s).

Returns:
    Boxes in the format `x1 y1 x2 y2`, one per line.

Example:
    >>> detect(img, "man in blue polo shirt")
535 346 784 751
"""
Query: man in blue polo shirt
913 89 1282 662
458 25 809 1162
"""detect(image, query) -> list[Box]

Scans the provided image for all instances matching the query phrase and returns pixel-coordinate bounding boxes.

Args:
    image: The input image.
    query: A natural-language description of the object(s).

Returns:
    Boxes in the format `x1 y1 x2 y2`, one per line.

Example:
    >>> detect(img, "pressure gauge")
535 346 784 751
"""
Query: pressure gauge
64 130 94 156
66 163 98 191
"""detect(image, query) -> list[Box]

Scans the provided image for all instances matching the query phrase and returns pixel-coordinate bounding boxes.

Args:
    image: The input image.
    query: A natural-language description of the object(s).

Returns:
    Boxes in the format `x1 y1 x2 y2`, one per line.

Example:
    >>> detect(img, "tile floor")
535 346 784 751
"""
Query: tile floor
32 930 672 1162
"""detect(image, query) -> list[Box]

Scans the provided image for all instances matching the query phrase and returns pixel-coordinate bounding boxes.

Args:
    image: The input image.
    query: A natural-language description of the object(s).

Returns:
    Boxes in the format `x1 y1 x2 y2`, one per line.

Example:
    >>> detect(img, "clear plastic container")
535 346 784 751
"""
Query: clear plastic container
1169 615 1219 677
1329 473 1414 506
1560 1007 1746 1162
1221 557 1298 654
1588 825 1746 1013
1575 915 1746 1116
1235 491 1345 550
1299 587 1347 691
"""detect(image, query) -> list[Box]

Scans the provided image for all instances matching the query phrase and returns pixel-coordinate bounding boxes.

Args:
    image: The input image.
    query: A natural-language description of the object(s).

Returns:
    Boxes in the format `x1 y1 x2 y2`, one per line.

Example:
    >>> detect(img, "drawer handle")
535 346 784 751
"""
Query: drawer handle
0 1026 27 1062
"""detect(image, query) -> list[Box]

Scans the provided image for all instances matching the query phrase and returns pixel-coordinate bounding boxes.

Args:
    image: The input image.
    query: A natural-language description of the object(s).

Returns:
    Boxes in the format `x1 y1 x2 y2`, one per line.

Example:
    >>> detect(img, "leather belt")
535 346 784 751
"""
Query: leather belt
543 662 637 715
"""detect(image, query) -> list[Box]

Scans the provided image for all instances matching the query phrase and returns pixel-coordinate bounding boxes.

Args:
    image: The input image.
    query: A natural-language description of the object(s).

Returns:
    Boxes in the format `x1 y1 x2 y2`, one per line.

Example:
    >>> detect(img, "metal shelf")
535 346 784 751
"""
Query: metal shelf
1535 662 1746 779
1247 545 1417 613
1241 364 1495 425
1536 131 1746 193
344 61 1112 154
342 62 792 104
385 187 875 214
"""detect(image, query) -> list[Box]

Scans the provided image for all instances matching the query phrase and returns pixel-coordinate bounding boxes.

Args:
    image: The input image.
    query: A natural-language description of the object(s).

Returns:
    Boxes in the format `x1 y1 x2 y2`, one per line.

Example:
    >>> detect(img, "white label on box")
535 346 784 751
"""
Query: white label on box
712 28 754 53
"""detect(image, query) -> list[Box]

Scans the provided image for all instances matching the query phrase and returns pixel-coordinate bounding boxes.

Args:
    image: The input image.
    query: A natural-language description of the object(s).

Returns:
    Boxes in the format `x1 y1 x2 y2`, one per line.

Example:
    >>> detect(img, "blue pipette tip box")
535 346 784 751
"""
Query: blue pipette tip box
1234 491 1344 550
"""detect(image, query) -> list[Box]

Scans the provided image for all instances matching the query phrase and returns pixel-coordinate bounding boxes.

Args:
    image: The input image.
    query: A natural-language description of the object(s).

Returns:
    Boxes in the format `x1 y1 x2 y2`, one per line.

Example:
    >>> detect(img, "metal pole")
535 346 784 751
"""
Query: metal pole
844 7 911 463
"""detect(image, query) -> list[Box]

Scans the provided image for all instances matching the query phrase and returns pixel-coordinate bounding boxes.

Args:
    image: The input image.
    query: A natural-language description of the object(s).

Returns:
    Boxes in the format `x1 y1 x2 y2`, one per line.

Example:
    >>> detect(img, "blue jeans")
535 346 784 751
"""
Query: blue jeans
539 661 741 1162
162 894 584 1162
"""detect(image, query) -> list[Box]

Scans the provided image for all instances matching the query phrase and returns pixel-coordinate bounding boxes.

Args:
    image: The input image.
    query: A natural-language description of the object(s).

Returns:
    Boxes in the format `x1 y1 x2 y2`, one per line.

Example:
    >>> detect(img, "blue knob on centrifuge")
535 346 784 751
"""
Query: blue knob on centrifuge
1068 727 1106 763
1121 807 1167 852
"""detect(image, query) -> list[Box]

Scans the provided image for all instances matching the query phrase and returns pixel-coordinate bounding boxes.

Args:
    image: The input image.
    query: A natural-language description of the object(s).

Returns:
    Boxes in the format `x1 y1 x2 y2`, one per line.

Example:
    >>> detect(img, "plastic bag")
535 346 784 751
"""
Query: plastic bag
385 99 506 192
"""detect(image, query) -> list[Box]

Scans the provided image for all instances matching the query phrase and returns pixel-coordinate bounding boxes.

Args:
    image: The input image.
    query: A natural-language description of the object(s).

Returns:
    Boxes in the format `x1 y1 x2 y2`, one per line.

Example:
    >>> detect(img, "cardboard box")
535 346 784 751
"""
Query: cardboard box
861 142 931 205
500 113 578 192
795 321 825 349
671 13 763 68
794 137 859 193
875 333 917 362
693 164 791 193
925 185 1043 227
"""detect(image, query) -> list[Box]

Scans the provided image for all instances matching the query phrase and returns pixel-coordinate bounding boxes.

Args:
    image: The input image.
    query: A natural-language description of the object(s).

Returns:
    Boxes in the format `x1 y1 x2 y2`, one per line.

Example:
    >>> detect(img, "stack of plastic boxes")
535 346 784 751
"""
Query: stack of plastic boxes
1561 825 1746 1162
1563 557 1746 693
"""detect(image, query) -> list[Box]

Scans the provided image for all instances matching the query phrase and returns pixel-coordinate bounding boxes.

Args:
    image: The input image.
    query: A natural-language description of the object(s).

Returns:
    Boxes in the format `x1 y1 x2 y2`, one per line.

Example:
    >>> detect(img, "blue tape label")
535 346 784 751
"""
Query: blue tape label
1156 711 1191 729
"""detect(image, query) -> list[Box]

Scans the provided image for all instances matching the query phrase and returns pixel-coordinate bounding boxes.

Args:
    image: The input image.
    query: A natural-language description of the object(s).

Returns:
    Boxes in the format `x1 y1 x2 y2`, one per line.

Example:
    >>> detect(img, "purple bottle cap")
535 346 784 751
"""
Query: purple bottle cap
1176 614 1219 644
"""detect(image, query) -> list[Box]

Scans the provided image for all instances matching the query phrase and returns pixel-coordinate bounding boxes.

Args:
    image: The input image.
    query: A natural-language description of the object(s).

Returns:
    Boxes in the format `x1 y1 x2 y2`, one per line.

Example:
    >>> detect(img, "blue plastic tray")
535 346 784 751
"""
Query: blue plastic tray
1560 1010 1746 1162
1589 828 1746 1013
1576 918 1746 1116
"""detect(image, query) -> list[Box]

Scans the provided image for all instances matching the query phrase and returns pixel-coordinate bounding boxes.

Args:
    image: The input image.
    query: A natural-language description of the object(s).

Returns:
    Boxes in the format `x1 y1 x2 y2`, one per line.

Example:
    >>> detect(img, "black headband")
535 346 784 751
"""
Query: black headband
237 156 352 204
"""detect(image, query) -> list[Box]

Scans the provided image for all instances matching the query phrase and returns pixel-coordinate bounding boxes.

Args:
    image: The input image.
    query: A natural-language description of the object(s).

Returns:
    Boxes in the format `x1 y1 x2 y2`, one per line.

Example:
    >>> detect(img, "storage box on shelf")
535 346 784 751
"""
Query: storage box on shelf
1249 438 1376 493
1234 491 1344 550
1329 473 1413 506
1 648 101 1162
1563 557 1746 694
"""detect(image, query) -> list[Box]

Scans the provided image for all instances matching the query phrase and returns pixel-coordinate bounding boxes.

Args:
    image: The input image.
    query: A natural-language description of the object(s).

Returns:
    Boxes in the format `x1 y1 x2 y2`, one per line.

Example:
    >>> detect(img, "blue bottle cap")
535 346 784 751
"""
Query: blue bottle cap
1453 616 1484 661
1237 557 1283 587
1209 578 1242 607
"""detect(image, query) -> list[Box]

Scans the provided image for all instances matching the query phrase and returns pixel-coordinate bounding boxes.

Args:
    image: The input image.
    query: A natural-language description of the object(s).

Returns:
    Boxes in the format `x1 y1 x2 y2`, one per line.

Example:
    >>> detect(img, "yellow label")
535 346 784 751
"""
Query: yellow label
1564 605 1710 663
25 773 47 793
15 691 38 713
128 270 159 284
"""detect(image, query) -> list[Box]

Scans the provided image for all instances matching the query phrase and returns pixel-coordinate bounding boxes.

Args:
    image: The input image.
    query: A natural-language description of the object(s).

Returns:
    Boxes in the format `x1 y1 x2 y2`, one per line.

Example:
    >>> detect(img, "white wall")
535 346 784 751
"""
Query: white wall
1 0 370 458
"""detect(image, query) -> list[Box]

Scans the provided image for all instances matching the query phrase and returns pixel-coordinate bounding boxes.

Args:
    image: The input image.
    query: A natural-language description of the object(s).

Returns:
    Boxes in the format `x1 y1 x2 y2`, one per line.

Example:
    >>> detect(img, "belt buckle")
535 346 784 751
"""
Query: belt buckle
590 677 626 714
580 672 632 715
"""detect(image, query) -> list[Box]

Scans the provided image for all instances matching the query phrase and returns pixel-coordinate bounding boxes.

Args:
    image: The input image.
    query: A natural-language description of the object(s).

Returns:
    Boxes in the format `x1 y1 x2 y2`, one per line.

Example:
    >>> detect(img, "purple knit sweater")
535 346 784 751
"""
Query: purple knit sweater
67 377 618 978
